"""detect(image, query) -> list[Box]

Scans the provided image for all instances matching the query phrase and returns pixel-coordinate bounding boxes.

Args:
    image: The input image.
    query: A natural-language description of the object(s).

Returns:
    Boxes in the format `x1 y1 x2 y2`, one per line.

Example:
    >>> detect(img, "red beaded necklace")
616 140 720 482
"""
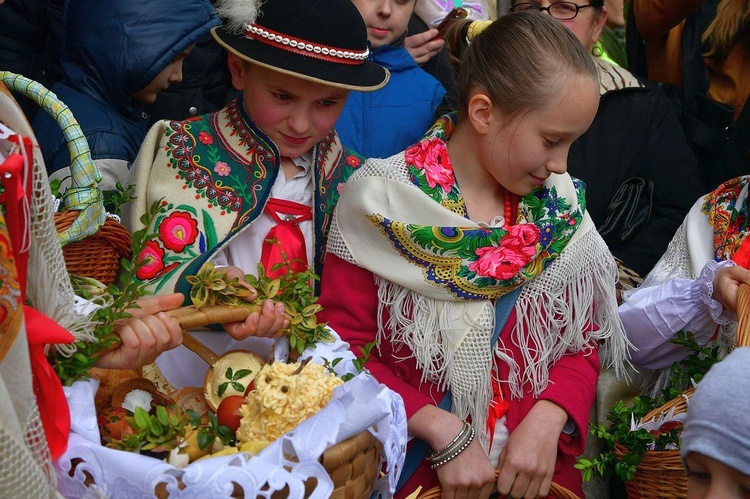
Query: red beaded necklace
502 187 517 230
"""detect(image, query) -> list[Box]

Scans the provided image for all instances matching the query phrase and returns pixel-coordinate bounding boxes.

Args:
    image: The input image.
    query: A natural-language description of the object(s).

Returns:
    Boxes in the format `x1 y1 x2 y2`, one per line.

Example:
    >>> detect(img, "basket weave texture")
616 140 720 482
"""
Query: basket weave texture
54 210 131 285
417 479 579 499
613 283 750 498
323 430 381 499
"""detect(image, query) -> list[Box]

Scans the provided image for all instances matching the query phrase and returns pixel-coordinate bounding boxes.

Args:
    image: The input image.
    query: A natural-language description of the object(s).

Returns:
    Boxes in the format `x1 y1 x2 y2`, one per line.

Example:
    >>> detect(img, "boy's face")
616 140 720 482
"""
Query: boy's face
685 452 750 498
132 44 195 104
228 54 349 159
351 0 417 49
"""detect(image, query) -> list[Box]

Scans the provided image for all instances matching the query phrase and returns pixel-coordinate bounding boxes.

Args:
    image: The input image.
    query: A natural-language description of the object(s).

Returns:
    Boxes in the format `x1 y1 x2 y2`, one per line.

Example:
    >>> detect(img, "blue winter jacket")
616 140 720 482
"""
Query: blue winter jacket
32 0 219 189
335 44 446 159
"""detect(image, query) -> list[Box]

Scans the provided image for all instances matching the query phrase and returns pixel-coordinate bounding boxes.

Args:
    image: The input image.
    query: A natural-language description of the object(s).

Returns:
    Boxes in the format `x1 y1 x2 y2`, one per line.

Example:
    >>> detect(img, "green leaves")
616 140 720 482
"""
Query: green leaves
187 244 333 355
217 367 253 396
51 199 167 385
186 409 237 449
109 405 188 453
576 330 720 483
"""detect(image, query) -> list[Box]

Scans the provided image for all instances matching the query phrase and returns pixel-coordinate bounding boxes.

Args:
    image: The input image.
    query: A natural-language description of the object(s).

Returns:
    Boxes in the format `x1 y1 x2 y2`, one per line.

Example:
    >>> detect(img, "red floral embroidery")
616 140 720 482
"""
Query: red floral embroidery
158 211 199 252
198 131 214 145
346 155 361 168
136 241 166 280
405 138 454 192
469 224 540 279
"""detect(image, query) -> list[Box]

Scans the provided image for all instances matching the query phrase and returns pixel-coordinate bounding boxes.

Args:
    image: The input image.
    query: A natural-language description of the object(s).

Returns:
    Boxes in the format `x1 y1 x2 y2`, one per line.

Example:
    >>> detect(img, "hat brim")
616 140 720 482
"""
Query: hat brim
212 26 389 92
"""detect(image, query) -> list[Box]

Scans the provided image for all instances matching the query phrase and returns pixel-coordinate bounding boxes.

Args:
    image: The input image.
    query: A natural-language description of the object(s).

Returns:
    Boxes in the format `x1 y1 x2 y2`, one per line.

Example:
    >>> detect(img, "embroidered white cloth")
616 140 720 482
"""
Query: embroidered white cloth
55 369 407 498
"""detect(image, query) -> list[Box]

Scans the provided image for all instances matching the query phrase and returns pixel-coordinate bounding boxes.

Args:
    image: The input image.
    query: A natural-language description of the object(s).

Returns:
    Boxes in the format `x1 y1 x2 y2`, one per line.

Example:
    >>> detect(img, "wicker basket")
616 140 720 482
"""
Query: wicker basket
54 210 132 285
612 283 750 498
323 430 382 499
0 71 131 285
613 387 695 498
416 476 580 499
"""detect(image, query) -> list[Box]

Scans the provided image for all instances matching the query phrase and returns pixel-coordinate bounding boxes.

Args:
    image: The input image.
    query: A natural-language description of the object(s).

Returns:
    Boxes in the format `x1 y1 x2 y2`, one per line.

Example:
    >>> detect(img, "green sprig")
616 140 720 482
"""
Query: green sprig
51 200 166 385
186 244 333 354
575 331 721 483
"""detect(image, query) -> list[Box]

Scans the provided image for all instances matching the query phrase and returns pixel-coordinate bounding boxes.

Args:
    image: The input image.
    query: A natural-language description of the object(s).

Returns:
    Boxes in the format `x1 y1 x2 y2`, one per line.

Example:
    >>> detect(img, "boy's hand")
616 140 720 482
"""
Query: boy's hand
95 293 184 370
216 265 289 340
405 29 445 66
713 264 750 313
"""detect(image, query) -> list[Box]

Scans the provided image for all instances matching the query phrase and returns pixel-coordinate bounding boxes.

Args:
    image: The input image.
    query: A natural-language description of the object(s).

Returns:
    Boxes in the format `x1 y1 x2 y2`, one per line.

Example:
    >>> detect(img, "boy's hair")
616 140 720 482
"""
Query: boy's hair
212 0 388 91
682 346 750 476
443 11 599 120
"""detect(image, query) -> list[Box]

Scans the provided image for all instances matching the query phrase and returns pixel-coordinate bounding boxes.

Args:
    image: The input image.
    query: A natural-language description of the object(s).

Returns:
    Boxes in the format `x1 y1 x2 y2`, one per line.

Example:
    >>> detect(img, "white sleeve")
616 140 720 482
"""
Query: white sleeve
620 259 735 369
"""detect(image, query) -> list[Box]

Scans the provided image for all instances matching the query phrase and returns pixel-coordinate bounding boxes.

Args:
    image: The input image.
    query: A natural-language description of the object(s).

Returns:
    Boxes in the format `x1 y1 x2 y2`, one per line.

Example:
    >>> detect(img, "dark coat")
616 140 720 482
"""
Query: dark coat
568 80 704 276
32 0 219 179
0 0 63 121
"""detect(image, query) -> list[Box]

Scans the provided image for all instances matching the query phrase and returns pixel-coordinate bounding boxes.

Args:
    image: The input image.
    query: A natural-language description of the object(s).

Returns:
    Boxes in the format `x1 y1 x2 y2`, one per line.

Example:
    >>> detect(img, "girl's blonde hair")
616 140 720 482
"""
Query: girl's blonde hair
702 0 750 62
443 11 599 119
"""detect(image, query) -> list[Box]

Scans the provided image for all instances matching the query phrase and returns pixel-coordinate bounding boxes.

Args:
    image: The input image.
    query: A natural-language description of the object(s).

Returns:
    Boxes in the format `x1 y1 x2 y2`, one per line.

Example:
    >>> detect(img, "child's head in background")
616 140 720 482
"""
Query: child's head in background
682 346 750 499
350 0 418 49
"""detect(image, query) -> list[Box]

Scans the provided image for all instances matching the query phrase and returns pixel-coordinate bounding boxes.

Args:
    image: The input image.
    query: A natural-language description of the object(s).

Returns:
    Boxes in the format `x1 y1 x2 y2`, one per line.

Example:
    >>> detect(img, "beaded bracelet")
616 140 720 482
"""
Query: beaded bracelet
426 422 472 462
429 426 475 469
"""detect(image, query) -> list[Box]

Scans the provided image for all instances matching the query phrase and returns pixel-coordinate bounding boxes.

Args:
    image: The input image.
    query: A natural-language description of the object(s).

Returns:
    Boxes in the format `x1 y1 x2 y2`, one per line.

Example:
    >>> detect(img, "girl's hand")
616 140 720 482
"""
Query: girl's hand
712 264 750 313
496 400 567 499
405 29 445 66
95 293 184 369
435 437 496 499
217 265 289 340
409 405 495 498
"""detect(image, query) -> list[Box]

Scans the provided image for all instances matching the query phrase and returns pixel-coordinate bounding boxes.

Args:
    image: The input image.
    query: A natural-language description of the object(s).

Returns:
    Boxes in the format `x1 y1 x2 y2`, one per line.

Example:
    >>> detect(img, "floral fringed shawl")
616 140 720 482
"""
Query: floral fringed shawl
326 116 630 448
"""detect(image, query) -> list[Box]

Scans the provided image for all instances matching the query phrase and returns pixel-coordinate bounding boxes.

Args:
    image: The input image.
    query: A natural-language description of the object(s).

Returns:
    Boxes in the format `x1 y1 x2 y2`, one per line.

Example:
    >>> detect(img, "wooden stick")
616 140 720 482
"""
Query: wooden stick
181 331 219 365
165 303 262 329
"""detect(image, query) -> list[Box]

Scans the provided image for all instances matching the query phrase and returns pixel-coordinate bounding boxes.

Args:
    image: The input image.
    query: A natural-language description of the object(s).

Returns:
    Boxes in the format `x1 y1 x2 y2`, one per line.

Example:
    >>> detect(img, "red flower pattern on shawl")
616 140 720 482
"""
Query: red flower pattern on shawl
404 138 454 192
469 224 540 279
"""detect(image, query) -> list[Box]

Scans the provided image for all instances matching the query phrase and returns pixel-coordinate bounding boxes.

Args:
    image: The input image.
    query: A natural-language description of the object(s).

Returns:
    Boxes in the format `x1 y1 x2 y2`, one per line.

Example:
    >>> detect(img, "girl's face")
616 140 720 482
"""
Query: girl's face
686 453 750 499
511 1 607 50
228 54 349 159
477 72 599 195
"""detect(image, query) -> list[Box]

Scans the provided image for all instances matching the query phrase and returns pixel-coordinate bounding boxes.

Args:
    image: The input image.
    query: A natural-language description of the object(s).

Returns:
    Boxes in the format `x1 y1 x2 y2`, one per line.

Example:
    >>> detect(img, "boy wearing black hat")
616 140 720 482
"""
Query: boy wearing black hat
123 0 388 387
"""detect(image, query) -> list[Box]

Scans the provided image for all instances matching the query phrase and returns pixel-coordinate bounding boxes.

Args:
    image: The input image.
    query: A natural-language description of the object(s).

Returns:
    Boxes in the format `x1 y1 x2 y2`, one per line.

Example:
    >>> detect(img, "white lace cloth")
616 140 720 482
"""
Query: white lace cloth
55 366 407 498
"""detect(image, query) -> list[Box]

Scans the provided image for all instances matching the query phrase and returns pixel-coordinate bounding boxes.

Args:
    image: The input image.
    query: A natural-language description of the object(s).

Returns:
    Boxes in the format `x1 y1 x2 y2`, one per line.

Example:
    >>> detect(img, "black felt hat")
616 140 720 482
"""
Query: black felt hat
212 0 389 91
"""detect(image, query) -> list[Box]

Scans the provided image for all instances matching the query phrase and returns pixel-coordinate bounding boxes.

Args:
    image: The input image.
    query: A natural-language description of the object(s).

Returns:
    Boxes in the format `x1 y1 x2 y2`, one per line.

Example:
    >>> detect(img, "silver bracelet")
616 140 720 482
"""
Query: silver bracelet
429 426 475 469
426 422 472 462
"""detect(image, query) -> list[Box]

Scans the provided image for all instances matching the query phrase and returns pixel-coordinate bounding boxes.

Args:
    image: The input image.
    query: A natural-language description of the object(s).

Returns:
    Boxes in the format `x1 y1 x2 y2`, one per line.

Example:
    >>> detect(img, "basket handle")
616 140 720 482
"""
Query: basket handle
735 283 750 347
0 71 105 246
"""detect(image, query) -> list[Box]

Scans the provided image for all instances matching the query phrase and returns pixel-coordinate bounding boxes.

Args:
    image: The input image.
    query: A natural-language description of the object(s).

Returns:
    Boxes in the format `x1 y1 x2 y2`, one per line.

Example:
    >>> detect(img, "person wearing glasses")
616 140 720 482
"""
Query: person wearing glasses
509 1 703 299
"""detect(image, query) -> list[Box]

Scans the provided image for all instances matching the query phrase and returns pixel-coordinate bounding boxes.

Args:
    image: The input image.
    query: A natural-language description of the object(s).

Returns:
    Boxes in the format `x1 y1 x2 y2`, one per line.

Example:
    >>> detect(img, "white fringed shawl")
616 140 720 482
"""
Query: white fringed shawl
326 153 630 448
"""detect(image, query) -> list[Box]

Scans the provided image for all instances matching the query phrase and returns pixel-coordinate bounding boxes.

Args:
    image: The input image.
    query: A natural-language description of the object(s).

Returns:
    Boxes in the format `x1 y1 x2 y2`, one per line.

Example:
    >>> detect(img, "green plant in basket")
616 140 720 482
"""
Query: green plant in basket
109 405 188 454
50 200 164 385
186 249 332 355
575 331 721 483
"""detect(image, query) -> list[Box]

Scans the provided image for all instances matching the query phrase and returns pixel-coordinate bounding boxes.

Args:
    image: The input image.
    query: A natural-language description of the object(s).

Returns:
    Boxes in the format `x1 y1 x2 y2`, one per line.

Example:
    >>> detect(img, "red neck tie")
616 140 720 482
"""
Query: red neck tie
260 197 313 279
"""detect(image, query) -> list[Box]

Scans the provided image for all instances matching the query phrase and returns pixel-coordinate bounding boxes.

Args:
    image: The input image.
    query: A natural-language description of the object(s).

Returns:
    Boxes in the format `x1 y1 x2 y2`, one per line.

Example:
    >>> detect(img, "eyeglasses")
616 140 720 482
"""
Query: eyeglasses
510 2 596 20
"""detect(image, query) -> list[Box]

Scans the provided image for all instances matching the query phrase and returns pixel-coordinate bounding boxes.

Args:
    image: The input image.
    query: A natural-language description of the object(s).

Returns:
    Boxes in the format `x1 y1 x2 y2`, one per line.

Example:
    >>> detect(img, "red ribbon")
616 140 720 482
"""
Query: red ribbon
732 236 750 269
260 198 312 279
24 305 74 460
0 135 33 296
487 378 509 450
